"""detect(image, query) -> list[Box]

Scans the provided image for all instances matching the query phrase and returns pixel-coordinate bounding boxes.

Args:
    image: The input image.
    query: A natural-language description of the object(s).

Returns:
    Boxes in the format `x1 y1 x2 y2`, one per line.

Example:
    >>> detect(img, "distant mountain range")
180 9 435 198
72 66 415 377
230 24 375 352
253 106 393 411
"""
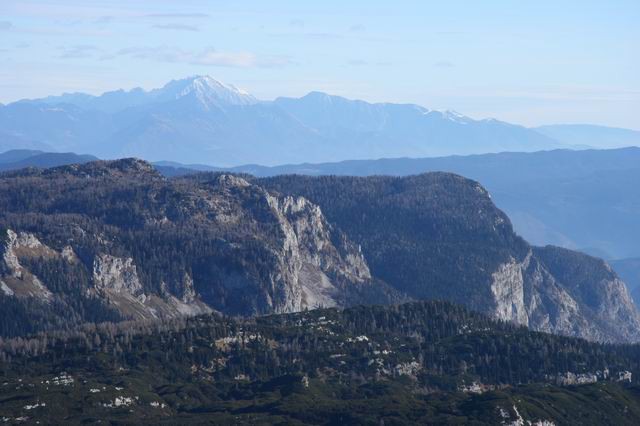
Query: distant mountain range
535 124 640 150
0 131 52 153
2 75 638 166
0 149 97 172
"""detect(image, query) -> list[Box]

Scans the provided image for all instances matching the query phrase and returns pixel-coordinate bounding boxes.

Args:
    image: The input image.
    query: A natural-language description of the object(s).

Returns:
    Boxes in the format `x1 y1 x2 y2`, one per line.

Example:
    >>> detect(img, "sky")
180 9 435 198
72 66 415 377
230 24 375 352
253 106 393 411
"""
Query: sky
0 0 638 129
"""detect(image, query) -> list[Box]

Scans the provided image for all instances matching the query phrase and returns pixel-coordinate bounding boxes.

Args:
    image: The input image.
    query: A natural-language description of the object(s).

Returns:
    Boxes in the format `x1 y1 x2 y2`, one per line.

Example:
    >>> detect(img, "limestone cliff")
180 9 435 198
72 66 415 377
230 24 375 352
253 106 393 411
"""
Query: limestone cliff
488 248 640 342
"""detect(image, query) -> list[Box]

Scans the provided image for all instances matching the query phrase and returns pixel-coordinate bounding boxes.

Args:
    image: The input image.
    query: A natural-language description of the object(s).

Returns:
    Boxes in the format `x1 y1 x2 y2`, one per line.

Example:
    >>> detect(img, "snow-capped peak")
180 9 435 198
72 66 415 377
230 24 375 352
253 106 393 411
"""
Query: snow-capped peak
442 110 465 119
442 110 474 124
156 75 258 108
424 109 474 124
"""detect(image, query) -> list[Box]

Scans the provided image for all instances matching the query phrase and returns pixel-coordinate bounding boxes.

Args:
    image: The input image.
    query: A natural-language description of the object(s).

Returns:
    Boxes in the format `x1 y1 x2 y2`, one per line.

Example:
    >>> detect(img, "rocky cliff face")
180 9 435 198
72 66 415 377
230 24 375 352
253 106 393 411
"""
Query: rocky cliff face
260 173 640 343
0 159 397 336
177 172 395 315
0 229 212 327
487 248 640 342
1 230 54 301
263 192 372 312
531 246 640 342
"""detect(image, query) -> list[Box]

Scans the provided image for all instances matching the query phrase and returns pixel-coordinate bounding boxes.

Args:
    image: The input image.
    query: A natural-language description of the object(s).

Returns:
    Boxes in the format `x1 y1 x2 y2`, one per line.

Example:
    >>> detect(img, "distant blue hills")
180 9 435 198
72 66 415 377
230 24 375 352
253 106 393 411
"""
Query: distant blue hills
0 150 98 171
2 75 638 166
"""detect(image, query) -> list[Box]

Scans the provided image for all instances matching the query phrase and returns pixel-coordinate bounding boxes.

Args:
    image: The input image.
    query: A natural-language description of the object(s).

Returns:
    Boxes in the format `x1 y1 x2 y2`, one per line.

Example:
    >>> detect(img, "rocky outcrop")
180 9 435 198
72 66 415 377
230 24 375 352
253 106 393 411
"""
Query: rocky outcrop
467 233 640 342
490 249 609 340
191 174 395 315
490 254 529 326
473 234 640 343
92 254 144 296
0 229 212 324
1 230 54 301
531 246 640 342
264 192 372 312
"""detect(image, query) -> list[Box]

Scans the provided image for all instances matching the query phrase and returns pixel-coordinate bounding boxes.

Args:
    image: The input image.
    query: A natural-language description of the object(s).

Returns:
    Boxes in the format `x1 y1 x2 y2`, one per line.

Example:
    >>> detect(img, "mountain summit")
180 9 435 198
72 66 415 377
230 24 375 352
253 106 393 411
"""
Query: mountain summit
150 75 258 109
25 75 258 112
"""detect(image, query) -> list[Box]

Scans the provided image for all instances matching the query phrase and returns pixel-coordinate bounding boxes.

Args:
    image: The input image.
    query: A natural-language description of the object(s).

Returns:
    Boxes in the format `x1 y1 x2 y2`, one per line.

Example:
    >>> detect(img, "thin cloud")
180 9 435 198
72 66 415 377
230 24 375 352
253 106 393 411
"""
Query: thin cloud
269 30 395 43
16 26 112 37
153 23 199 32
144 13 209 19
59 45 101 59
305 32 345 39
0 21 13 31
94 16 115 24
53 19 83 27
195 49 290 68
116 46 292 68
117 46 185 62
270 32 345 40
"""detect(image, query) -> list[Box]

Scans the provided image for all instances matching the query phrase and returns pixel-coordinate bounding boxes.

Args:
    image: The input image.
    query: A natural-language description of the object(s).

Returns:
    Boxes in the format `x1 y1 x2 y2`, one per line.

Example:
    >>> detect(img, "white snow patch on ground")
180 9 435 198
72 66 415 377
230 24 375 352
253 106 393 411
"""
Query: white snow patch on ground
23 402 45 410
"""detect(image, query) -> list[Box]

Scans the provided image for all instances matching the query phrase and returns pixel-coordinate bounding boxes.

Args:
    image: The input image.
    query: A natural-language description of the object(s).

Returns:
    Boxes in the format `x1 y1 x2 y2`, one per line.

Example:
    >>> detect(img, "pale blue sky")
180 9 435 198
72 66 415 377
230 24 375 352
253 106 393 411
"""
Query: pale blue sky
0 0 638 128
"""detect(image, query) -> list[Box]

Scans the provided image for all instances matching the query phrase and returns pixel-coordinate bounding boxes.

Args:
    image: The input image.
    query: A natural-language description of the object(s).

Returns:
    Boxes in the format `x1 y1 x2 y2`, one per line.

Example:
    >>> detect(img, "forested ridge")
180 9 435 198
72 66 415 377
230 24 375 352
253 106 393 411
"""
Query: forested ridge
2 160 638 343
1 301 639 424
